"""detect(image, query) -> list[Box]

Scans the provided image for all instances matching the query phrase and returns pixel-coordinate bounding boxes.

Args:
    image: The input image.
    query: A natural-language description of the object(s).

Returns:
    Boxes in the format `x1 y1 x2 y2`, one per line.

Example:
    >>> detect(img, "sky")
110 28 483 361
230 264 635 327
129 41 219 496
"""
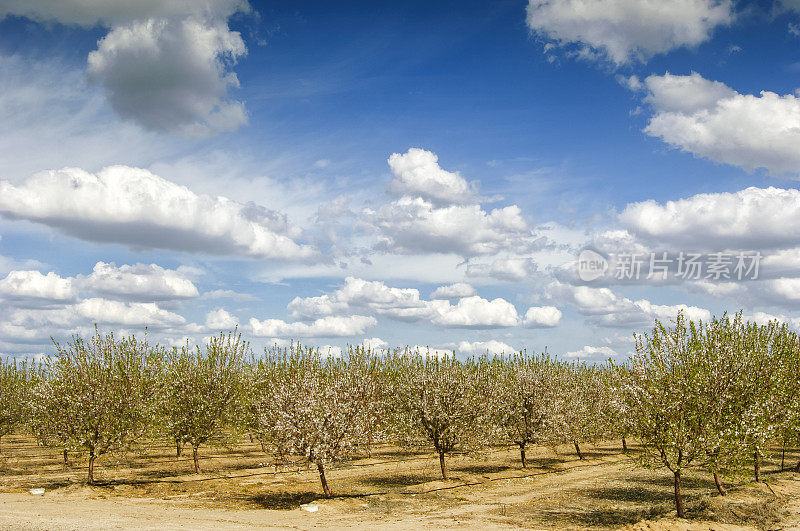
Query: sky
1 0 799 360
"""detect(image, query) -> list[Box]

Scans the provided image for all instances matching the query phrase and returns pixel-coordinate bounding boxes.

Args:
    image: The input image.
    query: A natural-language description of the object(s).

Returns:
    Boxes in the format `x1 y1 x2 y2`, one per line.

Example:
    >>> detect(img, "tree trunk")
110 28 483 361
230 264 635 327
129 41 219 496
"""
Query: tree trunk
192 446 200 473
0 435 3 455
622 438 628 452
63 448 69 467
519 443 527 469
88 453 96 484
713 472 727 495
795 460 800 473
754 451 761 482
439 450 448 479
674 469 685 518
781 439 786 471
317 462 332 498
574 442 584 460
176 440 182 457
260 440 267 454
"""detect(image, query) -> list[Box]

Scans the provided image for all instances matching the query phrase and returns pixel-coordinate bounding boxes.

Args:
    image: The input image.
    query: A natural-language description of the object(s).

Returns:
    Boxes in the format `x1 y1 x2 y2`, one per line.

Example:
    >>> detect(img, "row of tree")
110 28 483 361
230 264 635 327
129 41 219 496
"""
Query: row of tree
622 313 800 516
0 313 798 519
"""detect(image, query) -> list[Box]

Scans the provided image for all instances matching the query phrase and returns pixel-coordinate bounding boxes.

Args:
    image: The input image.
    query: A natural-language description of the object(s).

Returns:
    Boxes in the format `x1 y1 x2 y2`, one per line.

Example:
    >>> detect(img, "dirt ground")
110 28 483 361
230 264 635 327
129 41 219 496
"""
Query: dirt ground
0 433 799 530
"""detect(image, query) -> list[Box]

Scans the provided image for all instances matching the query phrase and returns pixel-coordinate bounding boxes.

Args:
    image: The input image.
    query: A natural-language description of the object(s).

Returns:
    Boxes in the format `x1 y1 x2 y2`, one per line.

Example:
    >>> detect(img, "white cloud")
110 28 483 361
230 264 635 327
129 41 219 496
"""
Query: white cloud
643 73 800 176
0 270 76 302
526 0 732 65
0 0 248 27
288 277 424 320
781 1 800 14
564 345 617 359
766 278 800 302
549 283 710 328
620 186 800 250
410 346 453 359
430 282 477 300
457 340 517 356
466 256 538 281
288 277 520 329
8 298 185 330
0 166 316 259
81 261 199 300
317 345 343 358
366 197 531 256
361 337 389 351
644 72 736 114
744 311 800 331
87 16 247 135
248 315 377 338
387 148 474 204
205 308 238 330
0 0 251 135
428 296 520 328
78 298 186 327
200 289 259 302
523 306 562 327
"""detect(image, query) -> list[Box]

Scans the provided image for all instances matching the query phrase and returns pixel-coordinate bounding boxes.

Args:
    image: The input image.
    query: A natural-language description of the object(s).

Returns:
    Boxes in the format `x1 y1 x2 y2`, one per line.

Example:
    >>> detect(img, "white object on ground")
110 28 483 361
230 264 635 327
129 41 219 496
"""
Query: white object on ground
29 488 45 496
300 503 318 513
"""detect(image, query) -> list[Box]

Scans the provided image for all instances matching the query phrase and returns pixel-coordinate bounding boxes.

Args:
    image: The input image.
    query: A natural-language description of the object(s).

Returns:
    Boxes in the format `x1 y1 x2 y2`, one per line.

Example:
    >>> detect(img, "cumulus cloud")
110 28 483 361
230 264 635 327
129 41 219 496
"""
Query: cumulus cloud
288 277 423 320
549 283 710 328
87 17 247 135
317 345 343 358
361 337 389 351
620 186 800 250
428 296 520 328
80 261 199 300
200 289 259 302
457 340 517 356
744 311 800 331
526 0 733 65
361 148 538 258
366 197 531 256
523 306 562 327
205 308 238 330
0 0 248 27
564 345 617 359
410 346 453 359
0 270 76 302
288 277 520 329
430 282 477 300
387 148 474 204
0 0 251 135
9 297 185 330
692 274 800 308
643 73 800 176
248 315 377 338
0 166 315 259
466 256 538 281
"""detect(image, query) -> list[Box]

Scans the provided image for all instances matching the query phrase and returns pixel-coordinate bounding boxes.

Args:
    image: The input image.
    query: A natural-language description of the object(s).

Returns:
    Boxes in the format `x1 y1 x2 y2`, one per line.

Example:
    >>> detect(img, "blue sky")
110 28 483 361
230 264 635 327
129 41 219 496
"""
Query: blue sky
1 0 800 359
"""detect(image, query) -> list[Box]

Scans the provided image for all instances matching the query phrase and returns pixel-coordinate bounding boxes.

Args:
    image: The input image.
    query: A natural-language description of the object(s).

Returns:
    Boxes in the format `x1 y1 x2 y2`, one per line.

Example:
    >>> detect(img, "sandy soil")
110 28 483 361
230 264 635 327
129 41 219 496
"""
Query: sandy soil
0 433 798 530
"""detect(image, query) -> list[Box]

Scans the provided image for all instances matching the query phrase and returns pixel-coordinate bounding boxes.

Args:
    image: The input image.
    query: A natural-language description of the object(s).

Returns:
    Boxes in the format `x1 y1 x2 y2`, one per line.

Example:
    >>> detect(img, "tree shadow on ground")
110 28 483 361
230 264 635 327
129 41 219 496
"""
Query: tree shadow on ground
247 490 368 510
363 472 431 488
453 464 511 475
525 457 563 470
585 485 674 504
635 473 718 490
535 503 672 527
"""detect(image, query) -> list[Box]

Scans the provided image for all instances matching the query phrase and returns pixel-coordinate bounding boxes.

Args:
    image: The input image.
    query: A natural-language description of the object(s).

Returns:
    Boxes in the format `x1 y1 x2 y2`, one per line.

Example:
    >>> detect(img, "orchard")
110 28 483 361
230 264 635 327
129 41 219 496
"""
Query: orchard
0 311 798 518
